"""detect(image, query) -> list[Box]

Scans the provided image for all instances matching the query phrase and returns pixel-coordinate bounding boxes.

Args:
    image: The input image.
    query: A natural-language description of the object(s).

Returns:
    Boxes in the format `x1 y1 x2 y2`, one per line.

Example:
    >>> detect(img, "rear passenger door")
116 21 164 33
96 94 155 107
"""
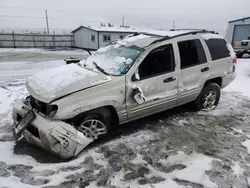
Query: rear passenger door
177 38 209 105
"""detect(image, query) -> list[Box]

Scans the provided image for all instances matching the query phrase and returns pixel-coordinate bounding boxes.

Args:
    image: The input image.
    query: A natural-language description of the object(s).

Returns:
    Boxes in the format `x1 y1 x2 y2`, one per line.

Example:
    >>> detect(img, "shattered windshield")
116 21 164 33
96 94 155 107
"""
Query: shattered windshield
83 45 143 76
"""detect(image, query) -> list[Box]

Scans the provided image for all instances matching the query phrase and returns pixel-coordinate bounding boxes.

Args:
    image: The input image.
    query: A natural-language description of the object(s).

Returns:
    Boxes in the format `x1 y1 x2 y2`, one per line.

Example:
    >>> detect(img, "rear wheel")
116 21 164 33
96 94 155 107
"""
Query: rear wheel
76 114 109 140
194 83 221 111
236 53 243 58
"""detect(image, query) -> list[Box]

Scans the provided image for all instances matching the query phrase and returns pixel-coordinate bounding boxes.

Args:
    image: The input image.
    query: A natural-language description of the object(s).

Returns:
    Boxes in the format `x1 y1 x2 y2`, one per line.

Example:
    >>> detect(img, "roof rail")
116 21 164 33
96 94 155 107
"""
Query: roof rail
170 28 207 31
127 32 162 37
149 30 218 46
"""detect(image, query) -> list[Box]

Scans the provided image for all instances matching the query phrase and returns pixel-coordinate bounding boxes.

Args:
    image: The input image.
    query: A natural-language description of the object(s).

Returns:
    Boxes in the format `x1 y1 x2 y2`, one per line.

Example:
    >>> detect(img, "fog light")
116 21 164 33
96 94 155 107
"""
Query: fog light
53 143 61 153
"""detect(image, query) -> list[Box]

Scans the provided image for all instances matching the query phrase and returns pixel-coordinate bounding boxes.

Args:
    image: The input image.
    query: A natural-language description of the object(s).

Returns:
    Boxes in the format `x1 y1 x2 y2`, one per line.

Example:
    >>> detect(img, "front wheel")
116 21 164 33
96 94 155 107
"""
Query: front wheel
76 114 109 140
194 83 221 111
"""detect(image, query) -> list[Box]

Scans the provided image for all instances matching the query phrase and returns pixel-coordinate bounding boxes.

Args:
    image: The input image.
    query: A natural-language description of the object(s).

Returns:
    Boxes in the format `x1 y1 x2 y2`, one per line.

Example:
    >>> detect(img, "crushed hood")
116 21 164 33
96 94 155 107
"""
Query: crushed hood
26 64 112 103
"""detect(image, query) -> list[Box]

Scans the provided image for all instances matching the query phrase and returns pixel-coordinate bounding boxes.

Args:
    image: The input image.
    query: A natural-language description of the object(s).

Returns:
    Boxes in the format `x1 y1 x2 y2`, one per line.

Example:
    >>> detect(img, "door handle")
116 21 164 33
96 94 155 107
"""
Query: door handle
201 67 209 72
163 77 176 83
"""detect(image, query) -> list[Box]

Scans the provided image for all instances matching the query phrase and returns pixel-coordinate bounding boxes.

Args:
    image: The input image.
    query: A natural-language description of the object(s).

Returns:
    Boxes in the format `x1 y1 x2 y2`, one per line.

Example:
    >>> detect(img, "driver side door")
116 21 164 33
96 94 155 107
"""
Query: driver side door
126 44 179 120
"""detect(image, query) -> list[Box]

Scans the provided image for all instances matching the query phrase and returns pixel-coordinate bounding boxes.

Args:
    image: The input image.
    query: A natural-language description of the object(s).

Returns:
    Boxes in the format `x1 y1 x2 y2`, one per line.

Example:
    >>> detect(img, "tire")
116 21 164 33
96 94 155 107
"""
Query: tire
193 83 221 111
74 113 110 140
236 53 243 58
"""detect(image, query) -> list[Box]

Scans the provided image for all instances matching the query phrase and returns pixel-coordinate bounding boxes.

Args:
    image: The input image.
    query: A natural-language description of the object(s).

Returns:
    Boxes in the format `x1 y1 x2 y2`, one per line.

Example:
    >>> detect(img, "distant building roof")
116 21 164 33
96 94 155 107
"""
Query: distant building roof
71 25 199 37
71 25 143 33
229 17 250 23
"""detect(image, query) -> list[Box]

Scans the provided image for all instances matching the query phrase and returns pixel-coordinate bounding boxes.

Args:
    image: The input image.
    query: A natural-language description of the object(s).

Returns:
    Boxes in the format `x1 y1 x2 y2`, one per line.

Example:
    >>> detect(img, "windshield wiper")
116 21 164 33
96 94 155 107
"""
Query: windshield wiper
93 62 109 75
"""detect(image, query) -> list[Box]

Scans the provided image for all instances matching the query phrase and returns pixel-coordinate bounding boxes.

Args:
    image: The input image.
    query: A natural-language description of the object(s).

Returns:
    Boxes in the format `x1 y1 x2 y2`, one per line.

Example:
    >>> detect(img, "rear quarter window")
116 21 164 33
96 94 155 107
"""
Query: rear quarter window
205 39 230 61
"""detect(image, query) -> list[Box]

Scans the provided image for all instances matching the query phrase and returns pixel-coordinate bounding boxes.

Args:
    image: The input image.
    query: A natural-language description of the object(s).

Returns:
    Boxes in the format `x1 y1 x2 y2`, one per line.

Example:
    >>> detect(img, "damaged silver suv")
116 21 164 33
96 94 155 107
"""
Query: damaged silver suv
12 30 237 159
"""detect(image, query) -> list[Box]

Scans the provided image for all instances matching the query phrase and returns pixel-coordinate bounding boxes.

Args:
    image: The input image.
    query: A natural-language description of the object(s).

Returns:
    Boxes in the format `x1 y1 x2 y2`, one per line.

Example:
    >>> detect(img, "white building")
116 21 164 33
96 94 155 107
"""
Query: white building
226 17 250 44
71 25 146 50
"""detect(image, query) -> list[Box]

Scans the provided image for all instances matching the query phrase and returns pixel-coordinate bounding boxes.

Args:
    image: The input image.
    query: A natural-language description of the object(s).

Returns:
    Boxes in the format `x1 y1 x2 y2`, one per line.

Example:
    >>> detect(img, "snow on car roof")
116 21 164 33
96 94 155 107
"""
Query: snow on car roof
115 30 203 46
202 33 224 40
85 26 196 37
118 34 159 47
97 30 215 52
97 29 220 52
97 34 159 52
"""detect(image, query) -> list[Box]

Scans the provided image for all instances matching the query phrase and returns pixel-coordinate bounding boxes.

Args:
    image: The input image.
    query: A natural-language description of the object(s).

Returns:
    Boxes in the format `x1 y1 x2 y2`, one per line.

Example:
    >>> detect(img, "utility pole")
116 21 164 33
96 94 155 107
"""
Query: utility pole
45 9 49 34
122 16 124 27
173 20 176 30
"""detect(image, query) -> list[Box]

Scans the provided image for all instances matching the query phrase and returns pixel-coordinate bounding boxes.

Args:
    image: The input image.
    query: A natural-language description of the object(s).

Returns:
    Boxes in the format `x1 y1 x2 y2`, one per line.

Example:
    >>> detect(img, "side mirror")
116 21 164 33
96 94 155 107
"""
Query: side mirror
132 73 140 81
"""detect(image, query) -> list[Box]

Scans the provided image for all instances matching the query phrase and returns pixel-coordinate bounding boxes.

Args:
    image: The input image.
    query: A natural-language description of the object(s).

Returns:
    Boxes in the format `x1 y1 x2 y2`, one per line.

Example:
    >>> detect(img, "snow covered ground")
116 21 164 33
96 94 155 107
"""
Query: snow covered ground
0 49 250 188
0 48 89 85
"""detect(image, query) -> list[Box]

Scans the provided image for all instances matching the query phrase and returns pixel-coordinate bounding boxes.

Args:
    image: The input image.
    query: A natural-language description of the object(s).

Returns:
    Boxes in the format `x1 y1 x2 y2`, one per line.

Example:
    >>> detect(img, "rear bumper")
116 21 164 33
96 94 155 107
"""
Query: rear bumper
221 72 236 89
12 100 93 159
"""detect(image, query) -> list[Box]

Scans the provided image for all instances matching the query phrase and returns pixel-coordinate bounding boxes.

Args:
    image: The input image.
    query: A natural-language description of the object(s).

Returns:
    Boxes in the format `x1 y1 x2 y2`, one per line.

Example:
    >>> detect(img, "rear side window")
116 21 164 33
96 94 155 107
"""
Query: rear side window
178 39 207 69
205 39 230 61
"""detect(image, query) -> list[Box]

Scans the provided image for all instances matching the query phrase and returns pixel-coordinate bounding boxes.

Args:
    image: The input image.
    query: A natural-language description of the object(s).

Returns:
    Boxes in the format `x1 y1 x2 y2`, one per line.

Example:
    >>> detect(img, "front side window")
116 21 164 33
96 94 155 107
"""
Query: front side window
103 35 111 42
83 45 143 76
205 39 230 61
178 39 207 69
138 44 175 80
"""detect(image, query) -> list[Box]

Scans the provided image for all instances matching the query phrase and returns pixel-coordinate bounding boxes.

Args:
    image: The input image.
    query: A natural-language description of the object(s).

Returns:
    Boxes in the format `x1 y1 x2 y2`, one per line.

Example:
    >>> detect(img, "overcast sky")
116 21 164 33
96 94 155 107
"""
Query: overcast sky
1 0 250 34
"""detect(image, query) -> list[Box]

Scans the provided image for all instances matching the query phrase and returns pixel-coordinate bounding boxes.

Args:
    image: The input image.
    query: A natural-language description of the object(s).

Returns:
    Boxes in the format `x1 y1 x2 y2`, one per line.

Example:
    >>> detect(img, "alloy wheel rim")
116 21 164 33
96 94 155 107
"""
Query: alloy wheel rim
202 90 217 109
77 119 107 139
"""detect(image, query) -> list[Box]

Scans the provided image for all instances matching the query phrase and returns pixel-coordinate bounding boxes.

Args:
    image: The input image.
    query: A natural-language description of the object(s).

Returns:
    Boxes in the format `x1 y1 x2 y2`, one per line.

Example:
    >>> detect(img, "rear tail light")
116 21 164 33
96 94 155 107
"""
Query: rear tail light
232 57 237 72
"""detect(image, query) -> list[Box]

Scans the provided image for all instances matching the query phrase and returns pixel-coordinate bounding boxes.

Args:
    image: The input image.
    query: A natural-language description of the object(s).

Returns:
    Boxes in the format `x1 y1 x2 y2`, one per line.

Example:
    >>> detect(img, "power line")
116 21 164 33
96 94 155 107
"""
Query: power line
122 16 124 27
0 14 107 25
0 6 44 11
45 10 49 34
0 6 103 17
0 14 46 19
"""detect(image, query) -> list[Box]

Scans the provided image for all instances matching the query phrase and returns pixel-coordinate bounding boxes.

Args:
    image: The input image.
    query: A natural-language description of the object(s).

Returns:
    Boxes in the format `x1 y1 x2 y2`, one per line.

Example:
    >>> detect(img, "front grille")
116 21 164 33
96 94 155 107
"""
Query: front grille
26 96 58 117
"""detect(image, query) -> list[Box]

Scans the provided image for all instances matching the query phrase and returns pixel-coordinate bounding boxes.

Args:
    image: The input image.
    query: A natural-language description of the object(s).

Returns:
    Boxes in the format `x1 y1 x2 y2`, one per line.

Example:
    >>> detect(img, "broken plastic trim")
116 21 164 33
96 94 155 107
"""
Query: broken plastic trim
133 87 146 105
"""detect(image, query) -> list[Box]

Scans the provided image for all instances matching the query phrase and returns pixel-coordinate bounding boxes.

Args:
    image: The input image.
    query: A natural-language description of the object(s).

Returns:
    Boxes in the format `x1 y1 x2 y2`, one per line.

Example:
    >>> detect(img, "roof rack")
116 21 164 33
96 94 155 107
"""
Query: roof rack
149 30 218 46
170 28 207 31
126 32 163 38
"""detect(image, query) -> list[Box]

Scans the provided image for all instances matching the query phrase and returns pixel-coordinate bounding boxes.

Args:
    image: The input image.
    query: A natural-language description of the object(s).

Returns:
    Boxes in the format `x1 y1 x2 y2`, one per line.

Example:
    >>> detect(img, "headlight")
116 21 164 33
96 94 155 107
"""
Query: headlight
47 105 58 118
26 95 58 117
48 109 57 118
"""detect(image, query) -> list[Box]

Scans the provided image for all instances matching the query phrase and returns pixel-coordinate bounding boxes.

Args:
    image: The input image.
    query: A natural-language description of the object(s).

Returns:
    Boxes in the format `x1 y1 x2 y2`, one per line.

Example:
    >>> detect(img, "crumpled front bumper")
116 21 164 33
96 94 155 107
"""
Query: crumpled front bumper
12 100 93 159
